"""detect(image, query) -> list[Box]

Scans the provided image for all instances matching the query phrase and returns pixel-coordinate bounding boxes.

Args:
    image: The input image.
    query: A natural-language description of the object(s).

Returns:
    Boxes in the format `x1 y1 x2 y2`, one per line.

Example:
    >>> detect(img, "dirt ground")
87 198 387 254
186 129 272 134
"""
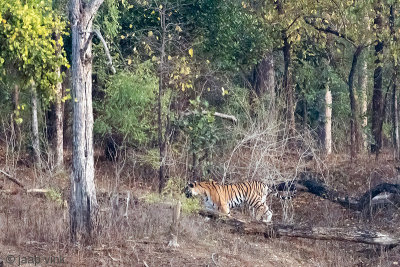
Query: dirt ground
0 149 400 266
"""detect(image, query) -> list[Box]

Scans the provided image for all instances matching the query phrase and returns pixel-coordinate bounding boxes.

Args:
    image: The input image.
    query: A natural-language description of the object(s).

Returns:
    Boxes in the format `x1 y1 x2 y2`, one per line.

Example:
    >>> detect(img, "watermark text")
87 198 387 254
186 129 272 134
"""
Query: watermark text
4 254 65 266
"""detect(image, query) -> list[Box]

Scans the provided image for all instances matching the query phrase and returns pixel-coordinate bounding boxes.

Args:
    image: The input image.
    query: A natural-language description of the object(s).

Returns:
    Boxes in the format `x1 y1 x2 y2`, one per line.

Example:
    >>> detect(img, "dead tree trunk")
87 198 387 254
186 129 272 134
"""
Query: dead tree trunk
31 84 41 168
199 210 400 247
390 5 400 160
359 56 369 150
11 84 20 140
371 0 384 157
69 0 105 243
297 172 400 212
324 81 332 155
251 53 275 107
54 67 64 169
158 3 167 193
275 0 295 140
348 46 363 160
54 30 64 169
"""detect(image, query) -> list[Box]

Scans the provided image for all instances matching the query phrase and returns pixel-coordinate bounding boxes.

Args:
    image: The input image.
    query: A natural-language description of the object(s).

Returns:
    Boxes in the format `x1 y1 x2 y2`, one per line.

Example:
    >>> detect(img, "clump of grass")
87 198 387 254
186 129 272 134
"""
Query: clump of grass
141 176 202 213
180 197 201 213
142 192 163 204
45 188 63 206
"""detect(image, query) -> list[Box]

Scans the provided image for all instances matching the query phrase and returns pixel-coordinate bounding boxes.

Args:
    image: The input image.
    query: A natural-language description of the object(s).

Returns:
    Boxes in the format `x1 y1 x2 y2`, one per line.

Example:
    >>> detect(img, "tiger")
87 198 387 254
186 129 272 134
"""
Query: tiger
184 180 296 223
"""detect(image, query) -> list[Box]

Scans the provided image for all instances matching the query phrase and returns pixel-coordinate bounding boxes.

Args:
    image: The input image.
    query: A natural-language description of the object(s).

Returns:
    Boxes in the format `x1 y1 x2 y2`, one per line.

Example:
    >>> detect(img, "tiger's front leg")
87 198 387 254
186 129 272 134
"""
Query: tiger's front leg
255 204 273 224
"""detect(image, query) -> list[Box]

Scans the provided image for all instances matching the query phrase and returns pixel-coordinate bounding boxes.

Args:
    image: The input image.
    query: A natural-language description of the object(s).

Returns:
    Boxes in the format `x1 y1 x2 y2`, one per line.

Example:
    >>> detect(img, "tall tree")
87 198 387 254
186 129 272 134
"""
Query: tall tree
31 84 41 168
251 53 275 108
275 0 295 139
371 0 384 157
69 0 105 242
359 54 369 150
390 4 399 159
324 73 332 155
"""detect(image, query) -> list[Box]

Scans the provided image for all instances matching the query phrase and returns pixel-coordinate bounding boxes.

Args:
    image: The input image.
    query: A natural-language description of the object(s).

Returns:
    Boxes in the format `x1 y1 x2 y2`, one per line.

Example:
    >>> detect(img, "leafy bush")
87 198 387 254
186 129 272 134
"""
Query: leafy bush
94 61 158 147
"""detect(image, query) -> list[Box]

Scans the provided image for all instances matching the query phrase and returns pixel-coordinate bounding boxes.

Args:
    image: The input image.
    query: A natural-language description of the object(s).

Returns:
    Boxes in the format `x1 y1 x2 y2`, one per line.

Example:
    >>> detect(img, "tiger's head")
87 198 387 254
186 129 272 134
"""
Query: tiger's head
184 181 215 198
185 182 202 198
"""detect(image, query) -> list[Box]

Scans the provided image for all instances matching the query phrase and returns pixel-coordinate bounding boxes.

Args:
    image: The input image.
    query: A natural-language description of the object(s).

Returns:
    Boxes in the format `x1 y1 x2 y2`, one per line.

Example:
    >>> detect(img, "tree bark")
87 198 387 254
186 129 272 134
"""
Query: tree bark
11 84 20 140
359 57 369 150
69 0 104 243
324 82 332 155
390 5 400 160
158 4 167 193
371 0 384 157
251 53 275 107
31 84 41 168
348 46 363 160
54 67 64 169
283 35 295 139
275 0 295 139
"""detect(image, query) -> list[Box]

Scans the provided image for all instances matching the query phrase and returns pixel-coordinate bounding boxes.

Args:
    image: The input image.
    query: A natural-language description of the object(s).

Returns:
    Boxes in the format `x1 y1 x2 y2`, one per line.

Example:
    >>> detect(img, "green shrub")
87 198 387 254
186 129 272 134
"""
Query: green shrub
94 61 158 147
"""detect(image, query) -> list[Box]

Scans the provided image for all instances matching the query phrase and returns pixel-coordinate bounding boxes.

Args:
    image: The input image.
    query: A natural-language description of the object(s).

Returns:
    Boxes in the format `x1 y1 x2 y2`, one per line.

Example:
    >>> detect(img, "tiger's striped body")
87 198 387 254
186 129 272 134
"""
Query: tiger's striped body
185 180 293 223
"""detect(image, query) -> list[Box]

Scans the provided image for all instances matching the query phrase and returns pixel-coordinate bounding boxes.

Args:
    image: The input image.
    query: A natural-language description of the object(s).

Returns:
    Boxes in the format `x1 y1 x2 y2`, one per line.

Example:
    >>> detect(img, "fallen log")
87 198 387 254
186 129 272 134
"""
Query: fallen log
296 172 400 212
0 169 25 188
199 210 400 248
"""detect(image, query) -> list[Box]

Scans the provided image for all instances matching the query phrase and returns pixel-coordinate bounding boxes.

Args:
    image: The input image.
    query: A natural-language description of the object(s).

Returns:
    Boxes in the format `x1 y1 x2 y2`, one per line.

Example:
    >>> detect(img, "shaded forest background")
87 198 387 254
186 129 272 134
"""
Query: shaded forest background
1 0 400 206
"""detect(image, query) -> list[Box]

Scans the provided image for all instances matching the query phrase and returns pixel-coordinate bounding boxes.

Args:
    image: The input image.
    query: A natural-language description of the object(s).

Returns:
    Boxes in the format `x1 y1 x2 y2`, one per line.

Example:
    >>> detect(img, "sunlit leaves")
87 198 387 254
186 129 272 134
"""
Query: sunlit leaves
0 0 68 99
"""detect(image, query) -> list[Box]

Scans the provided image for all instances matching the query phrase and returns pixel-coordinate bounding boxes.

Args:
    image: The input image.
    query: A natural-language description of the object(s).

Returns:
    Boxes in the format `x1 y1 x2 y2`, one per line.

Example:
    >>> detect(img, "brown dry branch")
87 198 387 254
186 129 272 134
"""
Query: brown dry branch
0 169 25 188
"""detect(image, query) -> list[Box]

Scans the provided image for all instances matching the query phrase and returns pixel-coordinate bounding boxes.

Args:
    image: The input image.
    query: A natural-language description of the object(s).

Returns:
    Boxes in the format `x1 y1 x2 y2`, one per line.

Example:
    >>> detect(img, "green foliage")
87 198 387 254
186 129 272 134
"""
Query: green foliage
141 148 160 170
45 188 63 206
0 0 68 99
142 176 201 213
179 97 218 155
161 177 201 213
94 61 158 146
195 0 273 71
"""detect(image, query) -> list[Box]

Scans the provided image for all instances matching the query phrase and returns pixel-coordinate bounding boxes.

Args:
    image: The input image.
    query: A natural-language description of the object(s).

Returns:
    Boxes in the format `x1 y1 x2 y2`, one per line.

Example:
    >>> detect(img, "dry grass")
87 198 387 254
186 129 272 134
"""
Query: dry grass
0 128 400 266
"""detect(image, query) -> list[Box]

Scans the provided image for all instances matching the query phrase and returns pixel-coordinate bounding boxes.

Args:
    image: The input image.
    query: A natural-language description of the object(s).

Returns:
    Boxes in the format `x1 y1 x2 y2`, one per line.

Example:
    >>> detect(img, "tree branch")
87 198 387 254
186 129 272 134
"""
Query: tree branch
87 0 105 18
182 111 237 124
93 29 116 74
0 169 25 188
304 16 356 47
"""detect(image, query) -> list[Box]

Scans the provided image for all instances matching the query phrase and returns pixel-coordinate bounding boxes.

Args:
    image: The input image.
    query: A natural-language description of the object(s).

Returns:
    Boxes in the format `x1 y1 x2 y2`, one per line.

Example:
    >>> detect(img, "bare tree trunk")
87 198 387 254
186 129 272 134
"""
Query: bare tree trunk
359 58 368 150
371 0 384 158
275 0 295 140
390 5 400 160
359 16 370 152
31 84 41 168
158 4 167 193
348 47 363 160
69 0 104 243
53 30 64 169
324 82 332 155
11 84 20 140
252 53 275 106
283 35 295 139
54 67 64 169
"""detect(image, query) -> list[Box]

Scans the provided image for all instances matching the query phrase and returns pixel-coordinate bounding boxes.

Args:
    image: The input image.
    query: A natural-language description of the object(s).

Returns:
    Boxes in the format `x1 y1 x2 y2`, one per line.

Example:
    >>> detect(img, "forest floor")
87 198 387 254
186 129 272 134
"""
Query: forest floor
0 147 400 266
